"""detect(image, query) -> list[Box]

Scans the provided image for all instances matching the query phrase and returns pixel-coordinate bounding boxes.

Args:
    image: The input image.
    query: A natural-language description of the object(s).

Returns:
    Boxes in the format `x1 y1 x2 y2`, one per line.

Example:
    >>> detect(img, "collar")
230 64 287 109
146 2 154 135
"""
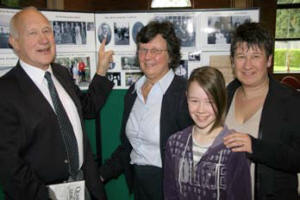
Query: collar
134 69 175 94
20 60 52 86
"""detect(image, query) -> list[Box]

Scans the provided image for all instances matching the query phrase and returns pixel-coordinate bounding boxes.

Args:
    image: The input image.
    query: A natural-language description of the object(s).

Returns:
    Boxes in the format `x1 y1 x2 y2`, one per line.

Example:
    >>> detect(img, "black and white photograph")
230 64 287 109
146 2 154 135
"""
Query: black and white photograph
207 16 232 45
98 23 112 45
121 56 139 70
114 22 130 45
43 11 96 52
154 15 196 47
201 10 259 51
51 21 87 45
132 21 144 44
188 51 201 61
125 72 143 86
107 72 121 86
174 60 188 79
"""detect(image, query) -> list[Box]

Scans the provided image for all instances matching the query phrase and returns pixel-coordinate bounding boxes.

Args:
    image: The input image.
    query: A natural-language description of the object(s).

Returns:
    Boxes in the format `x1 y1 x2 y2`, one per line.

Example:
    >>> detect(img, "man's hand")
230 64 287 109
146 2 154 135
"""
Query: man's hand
96 38 114 76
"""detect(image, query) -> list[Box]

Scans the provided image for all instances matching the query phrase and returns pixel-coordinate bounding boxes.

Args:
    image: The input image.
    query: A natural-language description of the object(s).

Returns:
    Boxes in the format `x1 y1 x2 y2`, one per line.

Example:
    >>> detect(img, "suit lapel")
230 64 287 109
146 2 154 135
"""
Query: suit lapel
14 63 56 117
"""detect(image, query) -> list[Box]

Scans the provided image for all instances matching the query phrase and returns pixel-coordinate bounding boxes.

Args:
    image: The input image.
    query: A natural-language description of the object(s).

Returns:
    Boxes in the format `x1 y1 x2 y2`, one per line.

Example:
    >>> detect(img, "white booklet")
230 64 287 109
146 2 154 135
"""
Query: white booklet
48 180 85 200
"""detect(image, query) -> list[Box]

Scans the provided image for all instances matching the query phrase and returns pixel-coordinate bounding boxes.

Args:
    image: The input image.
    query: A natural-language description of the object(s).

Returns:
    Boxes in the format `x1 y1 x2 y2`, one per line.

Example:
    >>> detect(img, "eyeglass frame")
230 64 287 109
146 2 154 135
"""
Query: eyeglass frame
138 48 168 56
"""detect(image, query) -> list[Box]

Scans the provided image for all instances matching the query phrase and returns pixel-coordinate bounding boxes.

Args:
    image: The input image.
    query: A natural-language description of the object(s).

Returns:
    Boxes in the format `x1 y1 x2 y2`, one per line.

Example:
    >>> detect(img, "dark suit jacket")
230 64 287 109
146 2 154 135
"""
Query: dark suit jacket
0 62 113 200
99 75 193 192
227 75 300 200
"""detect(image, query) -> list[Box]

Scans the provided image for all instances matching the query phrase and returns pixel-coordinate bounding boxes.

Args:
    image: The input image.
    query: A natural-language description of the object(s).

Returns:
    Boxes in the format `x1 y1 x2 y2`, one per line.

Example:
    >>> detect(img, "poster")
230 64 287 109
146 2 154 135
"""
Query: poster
0 8 259 89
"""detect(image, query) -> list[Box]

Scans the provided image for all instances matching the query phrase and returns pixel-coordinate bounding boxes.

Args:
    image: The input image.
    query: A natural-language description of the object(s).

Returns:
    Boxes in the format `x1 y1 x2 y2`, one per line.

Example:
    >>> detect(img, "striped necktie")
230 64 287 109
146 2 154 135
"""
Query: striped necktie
44 71 79 179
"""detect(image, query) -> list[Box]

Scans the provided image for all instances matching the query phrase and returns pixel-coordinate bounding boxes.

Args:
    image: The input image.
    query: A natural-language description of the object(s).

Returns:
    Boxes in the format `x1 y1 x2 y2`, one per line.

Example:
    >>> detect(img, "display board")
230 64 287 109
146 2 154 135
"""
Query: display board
0 8 259 88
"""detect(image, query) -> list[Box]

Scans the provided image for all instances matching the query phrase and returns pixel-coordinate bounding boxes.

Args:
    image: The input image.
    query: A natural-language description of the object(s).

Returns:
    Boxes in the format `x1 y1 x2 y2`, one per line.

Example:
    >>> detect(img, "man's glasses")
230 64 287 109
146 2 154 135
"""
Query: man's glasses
138 48 168 56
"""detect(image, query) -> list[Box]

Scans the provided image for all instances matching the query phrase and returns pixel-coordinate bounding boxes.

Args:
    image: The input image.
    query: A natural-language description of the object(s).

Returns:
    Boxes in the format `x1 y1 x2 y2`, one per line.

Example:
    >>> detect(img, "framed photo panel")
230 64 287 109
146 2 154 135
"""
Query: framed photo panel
0 7 259 89
199 9 259 51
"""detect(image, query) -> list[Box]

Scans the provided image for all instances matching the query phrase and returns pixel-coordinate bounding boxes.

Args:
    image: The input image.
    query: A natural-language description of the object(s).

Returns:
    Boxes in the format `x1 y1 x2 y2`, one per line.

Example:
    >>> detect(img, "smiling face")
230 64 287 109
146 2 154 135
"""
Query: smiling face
187 81 217 132
138 34 170 83
9 9 56 70
233 42 272 88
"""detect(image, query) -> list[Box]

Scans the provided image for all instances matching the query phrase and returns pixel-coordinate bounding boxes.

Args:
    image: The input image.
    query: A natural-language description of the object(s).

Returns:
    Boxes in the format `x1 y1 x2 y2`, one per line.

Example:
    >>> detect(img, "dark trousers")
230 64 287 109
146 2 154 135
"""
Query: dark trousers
133 165 163 200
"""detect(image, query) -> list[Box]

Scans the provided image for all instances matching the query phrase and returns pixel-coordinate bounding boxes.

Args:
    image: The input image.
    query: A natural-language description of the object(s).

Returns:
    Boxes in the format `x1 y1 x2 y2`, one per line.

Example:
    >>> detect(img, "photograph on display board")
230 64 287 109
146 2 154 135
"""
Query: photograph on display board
54 52 96 90
51 21 87 45
114 22 130 45
207 16 251 45
55 56 91 88
200 10 259 51
43 11 96 52
188 51 201 61
174 60 188 79
97 23 112 45
121 56 139 70
154 15 196 48
207 16 232 45
107 72 121 87
132 21 144 44
125 72 143 87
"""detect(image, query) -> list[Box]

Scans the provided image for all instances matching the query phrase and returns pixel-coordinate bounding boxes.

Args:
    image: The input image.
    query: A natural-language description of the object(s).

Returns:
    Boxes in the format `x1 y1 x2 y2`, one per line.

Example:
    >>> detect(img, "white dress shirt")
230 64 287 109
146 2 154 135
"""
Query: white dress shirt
20 60 83 169
126 69 175 168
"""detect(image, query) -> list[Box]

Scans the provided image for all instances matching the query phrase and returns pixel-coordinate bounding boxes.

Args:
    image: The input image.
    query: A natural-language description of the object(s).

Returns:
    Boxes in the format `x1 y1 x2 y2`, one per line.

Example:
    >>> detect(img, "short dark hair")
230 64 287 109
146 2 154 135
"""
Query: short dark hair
187 66 227 132
136 20 181 69
230 22 274 58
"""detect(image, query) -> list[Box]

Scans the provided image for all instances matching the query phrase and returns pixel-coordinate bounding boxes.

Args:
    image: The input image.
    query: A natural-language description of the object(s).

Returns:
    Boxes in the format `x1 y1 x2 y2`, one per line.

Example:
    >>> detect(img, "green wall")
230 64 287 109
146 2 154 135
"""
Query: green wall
77 89 134 200
0 90 133 200
99 89 134 200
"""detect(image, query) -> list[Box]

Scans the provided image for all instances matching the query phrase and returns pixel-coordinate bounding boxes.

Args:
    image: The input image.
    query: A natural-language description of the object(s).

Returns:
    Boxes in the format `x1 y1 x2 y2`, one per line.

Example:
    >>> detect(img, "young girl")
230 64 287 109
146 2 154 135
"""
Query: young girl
164 66 251 200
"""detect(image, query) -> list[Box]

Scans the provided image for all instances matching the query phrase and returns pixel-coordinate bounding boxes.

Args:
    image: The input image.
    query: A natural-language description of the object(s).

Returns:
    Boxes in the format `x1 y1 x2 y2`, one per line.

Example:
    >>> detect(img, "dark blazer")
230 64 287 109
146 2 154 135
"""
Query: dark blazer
227 75 300 200
0 62 113 200
100 75 193 191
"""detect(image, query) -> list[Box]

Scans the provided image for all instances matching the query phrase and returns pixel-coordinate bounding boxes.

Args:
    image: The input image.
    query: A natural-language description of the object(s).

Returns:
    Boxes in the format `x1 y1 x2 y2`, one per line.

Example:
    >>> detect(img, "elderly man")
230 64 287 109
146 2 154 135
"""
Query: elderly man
0 7 113 200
